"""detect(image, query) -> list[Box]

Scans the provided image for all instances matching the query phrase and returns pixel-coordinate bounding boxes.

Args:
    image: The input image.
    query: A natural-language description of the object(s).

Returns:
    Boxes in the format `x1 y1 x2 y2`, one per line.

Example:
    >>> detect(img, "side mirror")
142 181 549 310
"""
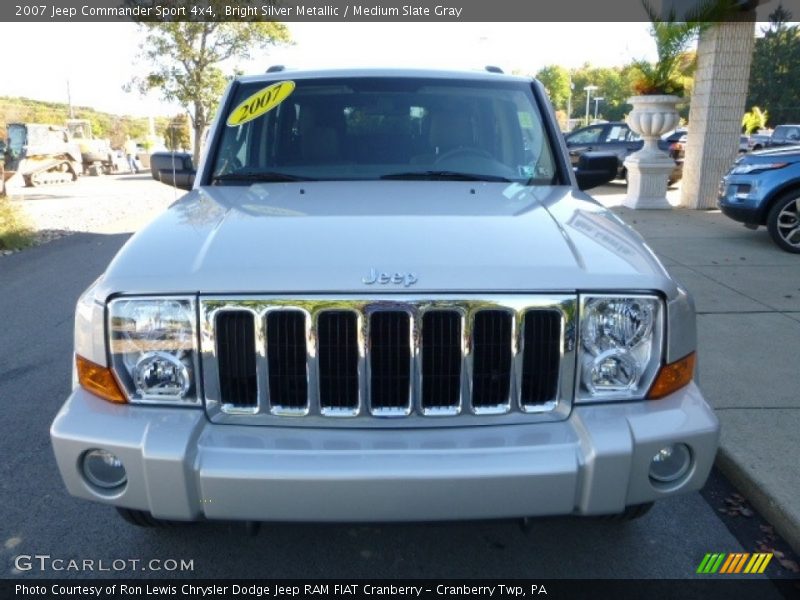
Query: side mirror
574 152 618 191
158 169 195 191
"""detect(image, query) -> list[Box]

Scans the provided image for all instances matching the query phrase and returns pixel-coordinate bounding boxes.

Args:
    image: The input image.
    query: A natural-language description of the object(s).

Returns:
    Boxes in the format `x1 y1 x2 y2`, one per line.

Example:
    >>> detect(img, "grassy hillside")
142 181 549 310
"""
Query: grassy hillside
0 96 174 149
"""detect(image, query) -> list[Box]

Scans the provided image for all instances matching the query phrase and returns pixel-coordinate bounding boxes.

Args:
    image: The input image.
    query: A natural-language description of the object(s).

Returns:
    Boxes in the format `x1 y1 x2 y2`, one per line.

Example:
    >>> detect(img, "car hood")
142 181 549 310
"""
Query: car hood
97 181 675 298
748 145 800 160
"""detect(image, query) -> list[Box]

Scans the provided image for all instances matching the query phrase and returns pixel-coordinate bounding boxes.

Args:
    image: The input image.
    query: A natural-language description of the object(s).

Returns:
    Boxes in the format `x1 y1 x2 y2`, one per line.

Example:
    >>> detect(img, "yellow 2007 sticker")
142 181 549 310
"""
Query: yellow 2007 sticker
226 81 295 127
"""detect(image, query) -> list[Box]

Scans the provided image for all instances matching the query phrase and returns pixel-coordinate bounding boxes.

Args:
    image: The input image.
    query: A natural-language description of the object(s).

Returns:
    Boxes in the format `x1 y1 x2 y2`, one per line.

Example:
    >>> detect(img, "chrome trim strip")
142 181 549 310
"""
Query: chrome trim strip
199 295 576 428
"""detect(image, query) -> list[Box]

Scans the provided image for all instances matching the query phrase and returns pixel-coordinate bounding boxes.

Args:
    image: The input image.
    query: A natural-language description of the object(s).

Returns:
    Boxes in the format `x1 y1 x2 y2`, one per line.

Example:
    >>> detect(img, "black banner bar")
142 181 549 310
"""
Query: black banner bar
3 579 800 600
2 0 798 23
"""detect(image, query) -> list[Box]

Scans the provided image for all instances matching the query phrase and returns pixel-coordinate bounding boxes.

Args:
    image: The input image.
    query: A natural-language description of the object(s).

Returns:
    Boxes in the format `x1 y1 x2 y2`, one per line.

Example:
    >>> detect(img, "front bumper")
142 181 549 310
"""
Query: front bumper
718 174 768 225
51 383 719 522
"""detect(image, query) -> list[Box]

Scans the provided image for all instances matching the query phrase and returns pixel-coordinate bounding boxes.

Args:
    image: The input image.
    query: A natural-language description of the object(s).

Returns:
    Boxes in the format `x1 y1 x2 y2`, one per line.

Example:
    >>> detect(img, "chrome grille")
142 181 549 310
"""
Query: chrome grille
201 295 576 427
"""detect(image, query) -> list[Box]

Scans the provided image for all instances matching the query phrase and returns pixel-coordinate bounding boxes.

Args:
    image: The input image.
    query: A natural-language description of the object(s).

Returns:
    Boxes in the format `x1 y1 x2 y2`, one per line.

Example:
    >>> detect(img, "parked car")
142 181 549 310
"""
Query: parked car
564 122 683 184
748 132 772 152
719 145 800 253
662 128 687 145
51 67 718 528
670 134 747 157
739 135 749 153
766 124 800 149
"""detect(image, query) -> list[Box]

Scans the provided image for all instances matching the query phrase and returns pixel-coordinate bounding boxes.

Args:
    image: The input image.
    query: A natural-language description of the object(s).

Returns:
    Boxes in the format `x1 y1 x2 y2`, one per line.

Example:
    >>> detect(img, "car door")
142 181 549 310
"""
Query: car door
603 124 637 165
564 125 606 166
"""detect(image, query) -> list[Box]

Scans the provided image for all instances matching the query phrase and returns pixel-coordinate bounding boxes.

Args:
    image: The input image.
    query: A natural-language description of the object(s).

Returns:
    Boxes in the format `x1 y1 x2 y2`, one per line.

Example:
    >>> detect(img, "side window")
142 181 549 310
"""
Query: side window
605 126 627 142
787 127 800 141
567 126 603 144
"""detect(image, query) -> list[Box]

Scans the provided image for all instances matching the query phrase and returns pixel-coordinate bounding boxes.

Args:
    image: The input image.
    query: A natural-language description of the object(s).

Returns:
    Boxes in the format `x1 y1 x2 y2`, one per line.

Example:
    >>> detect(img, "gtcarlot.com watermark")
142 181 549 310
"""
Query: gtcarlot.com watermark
14 554 194 573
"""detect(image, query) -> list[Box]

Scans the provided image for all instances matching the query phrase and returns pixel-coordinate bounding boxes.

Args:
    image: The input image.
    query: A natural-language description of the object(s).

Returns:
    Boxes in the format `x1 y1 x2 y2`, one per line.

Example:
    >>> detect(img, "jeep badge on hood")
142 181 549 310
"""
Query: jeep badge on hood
362 268 418 287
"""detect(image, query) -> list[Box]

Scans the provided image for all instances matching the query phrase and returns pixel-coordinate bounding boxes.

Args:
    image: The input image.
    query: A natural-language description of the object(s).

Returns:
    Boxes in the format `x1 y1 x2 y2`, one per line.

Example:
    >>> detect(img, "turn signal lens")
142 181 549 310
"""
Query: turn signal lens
76 355 126 404
648 352 696 399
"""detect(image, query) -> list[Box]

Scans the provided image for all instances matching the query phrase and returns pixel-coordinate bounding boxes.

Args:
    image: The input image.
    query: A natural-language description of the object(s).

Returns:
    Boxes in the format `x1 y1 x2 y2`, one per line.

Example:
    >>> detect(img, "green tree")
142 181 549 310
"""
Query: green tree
569 64 634 124
534 65 571 112
128 3 290 164
746 5 800 125
742 106 769 134
164 113 191 152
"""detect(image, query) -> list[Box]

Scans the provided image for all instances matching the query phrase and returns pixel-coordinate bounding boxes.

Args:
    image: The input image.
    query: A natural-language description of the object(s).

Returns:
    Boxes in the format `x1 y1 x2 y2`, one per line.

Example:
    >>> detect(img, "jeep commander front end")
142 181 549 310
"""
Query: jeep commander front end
51 68 719 526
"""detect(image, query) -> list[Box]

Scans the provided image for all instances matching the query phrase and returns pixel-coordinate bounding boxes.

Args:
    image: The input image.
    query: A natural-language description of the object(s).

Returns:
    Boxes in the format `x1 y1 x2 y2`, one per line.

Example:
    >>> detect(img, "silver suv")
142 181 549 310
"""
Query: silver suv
51 68 719 526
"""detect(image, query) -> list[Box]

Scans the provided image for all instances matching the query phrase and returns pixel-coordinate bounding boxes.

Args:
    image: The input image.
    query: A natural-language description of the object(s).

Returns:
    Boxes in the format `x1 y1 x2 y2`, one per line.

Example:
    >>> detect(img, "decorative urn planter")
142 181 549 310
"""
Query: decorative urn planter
623 94 681 209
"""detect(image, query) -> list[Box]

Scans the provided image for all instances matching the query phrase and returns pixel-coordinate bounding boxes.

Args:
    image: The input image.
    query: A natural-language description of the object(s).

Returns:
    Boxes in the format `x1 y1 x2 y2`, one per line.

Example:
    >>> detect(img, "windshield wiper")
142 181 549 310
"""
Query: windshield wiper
380 170 512 182
212 171 316 183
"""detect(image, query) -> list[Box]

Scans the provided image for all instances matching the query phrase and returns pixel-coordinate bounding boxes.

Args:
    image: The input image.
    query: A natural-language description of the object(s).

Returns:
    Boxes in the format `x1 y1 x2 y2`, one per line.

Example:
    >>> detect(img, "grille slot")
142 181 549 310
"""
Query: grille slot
317 311 359 412
369 311 412 414
471 310 512 411
216 311 258 408
520 311 562 408
422 311 462 412
266 311 308 411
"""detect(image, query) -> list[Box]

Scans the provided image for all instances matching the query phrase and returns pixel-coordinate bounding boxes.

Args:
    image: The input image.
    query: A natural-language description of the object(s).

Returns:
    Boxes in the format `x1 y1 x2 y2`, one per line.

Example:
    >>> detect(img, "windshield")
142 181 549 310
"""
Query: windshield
210 77 559 185
7 124 26 157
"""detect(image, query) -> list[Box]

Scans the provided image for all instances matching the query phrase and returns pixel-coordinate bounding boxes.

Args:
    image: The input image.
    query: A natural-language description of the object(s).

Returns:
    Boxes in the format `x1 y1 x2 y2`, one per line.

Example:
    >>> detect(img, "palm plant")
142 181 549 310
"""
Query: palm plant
632 0 743 95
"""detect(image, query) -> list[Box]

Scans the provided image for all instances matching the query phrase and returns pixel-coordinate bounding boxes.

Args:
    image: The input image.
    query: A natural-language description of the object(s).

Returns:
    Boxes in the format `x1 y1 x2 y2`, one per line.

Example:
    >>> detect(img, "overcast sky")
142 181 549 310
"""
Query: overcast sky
0 22 675 117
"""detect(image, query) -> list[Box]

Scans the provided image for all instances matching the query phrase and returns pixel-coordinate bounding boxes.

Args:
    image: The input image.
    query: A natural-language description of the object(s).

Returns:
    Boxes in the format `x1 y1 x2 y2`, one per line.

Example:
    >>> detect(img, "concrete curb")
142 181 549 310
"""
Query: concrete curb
716 449 800 555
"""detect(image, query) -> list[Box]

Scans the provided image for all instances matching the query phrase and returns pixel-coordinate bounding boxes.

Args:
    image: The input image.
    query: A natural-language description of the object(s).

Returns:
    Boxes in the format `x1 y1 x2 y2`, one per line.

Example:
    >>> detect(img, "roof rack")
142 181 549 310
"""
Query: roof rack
485 65 504 74
266 65 286 73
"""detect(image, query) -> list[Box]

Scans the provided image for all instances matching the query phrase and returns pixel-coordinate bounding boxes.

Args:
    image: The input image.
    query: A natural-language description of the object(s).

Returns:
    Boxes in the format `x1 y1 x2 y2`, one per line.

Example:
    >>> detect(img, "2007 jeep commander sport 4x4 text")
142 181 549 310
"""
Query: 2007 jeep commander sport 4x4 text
51 67 719 526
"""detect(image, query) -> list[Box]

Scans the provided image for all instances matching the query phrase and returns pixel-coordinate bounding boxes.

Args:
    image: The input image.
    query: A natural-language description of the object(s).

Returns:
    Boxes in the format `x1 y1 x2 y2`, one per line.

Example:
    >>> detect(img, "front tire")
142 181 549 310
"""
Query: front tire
116 507 185 528
600 502 654 521
767 191 800 253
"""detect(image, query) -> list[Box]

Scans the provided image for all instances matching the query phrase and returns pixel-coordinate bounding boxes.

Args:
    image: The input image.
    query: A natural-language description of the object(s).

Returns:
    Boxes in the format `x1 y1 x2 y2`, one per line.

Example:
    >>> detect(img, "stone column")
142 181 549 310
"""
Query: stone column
680 13 756 209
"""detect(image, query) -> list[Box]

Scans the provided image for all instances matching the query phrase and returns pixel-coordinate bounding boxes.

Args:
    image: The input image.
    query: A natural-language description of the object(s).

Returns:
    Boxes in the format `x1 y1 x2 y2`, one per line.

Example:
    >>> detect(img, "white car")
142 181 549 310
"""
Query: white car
51 67 719 527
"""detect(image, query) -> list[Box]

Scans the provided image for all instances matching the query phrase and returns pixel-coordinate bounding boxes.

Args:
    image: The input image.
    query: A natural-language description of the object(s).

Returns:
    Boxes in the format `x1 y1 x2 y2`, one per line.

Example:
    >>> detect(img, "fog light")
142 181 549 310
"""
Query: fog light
82 449 127 489
649 443 691 484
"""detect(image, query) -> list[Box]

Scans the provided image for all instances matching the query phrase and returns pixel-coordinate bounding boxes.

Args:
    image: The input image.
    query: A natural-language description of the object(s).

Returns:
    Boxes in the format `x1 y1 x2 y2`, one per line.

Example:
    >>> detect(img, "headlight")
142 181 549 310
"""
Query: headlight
730 162 787 175
108 297 199 405
577 295 663 401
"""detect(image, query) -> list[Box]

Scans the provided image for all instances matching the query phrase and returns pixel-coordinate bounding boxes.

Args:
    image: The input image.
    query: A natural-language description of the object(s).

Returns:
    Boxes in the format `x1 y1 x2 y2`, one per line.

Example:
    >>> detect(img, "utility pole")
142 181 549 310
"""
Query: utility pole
584 85 598 127
67 80 74 119
594 97 604 121
566 76 574 131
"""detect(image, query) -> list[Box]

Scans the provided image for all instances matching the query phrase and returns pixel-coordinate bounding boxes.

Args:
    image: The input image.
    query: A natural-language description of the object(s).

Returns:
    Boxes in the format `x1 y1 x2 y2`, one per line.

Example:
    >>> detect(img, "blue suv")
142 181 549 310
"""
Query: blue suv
719 146 800 253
